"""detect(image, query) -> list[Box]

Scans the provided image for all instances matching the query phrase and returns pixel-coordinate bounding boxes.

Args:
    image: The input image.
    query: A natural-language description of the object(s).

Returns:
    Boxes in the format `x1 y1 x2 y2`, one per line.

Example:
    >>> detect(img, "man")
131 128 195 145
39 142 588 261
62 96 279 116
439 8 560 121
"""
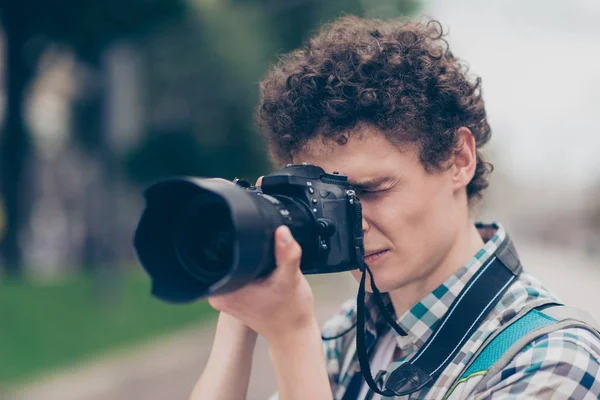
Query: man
190 16 600 399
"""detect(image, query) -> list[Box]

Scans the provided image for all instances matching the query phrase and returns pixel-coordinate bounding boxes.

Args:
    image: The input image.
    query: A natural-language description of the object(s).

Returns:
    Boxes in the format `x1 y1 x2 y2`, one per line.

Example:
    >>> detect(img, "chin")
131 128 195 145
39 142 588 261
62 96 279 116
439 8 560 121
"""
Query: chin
369 278 399 293
351 261 400 293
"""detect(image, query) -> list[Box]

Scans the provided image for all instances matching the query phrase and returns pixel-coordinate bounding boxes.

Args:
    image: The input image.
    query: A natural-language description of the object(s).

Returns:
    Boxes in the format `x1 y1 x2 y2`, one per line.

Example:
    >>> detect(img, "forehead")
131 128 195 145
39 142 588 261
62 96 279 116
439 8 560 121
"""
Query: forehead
292 127 418 182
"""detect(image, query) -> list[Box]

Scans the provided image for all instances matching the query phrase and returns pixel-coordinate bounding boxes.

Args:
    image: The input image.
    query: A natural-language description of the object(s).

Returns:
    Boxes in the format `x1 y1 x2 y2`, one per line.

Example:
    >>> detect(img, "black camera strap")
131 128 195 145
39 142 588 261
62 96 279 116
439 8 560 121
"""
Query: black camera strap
354 238 521 397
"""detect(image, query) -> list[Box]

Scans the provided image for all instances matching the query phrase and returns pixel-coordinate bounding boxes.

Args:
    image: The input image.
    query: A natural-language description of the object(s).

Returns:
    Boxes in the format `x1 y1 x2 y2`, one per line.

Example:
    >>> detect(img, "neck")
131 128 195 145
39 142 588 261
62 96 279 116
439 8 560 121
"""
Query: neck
387 220 485 318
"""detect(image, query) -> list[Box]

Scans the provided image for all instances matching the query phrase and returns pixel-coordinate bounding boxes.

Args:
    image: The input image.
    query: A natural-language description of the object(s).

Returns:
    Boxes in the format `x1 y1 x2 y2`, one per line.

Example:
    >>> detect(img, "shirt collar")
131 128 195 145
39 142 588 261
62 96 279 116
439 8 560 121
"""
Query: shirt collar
362 222 507 355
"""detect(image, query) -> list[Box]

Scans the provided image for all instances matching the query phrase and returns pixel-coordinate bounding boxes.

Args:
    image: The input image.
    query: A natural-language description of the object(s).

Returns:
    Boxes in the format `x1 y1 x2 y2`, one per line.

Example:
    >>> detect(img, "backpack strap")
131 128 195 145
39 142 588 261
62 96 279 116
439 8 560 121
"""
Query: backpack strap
541 305 600 332
443 300 600 399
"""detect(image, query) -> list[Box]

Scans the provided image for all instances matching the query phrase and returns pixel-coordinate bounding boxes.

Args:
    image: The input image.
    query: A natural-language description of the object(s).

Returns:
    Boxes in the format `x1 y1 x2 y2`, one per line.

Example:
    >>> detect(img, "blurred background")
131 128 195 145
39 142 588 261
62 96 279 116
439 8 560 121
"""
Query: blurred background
0 0 598 399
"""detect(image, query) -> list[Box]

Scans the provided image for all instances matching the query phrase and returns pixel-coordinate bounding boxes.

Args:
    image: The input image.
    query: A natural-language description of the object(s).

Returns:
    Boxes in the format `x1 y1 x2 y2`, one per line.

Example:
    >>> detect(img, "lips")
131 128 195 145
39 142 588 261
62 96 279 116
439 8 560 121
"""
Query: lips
364 249 390 265
365 249 388 257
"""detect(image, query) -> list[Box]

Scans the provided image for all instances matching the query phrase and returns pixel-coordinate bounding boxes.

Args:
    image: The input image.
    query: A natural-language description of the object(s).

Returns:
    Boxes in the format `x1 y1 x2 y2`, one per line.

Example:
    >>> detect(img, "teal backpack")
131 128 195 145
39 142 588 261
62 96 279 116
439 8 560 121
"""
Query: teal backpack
443 298 600 399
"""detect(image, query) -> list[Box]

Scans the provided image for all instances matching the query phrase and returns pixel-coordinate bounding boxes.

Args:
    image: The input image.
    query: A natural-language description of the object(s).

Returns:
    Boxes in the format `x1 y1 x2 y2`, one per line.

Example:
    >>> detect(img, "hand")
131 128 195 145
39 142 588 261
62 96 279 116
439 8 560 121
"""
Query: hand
207 176 316 344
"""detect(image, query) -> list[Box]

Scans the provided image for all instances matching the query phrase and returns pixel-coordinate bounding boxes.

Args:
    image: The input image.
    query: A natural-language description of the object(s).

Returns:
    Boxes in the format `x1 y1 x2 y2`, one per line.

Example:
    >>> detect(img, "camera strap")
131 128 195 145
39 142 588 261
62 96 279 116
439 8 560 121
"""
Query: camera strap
354 238 521 397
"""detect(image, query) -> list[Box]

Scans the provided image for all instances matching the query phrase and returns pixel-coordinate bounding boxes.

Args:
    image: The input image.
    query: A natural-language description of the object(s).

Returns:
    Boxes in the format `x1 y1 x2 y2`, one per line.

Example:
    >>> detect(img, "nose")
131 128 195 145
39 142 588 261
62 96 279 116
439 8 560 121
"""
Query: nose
362 215 370 233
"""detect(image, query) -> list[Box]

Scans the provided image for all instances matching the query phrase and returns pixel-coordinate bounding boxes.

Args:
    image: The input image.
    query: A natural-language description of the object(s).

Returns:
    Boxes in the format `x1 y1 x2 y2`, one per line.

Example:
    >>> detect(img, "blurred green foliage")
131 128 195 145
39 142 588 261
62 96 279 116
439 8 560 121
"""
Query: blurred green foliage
126 0 420 185
0 0 187 60
0 0 187 273
0 272 217 387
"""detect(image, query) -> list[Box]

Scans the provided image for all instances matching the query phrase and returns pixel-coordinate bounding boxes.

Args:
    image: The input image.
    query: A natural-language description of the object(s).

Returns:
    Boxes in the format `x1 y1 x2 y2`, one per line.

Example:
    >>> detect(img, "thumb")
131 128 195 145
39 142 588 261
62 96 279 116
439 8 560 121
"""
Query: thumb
255 176 264 187
273 225 302 276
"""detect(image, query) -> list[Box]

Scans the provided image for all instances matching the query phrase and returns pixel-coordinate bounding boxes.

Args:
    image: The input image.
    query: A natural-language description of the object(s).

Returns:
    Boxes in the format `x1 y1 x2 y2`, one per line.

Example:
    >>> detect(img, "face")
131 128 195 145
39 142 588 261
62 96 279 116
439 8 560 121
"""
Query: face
294 125 468 293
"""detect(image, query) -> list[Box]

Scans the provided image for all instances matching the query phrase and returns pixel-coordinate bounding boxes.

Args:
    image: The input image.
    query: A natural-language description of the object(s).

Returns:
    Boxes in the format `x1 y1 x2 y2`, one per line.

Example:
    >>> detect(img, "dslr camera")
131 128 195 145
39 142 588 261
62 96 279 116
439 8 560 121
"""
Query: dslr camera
133 163 365 303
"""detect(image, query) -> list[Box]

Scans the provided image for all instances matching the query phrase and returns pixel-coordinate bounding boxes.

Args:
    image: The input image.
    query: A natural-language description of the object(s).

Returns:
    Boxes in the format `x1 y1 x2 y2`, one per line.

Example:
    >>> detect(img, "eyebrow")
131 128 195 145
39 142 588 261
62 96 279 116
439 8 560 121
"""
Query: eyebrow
349 176 393 189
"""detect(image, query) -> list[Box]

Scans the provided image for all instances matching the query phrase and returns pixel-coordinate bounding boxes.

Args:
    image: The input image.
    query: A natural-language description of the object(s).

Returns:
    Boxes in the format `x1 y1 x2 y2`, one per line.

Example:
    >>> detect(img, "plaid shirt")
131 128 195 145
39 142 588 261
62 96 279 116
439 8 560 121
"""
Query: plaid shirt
268 223 600 399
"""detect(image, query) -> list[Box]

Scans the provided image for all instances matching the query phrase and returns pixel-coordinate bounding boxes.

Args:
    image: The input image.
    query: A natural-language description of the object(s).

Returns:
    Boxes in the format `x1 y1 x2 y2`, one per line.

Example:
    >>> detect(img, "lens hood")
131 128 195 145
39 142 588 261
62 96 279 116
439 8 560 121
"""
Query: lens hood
133 177 275 302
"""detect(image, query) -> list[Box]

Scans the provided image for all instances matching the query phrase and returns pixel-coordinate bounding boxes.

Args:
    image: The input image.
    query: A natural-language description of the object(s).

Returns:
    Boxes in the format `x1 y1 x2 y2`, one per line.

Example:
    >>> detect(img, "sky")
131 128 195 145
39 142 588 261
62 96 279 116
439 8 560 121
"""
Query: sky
424 0 600 192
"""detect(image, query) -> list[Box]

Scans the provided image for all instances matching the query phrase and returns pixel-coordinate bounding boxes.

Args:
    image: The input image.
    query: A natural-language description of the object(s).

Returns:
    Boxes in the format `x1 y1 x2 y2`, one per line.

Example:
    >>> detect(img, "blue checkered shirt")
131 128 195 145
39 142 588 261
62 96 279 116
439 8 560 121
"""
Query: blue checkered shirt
268 223 600 399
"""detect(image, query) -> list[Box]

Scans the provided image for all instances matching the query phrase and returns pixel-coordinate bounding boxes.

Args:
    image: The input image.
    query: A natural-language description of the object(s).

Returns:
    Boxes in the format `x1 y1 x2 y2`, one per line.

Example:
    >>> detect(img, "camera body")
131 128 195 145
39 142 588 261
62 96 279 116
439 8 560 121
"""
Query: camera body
241 163 365 275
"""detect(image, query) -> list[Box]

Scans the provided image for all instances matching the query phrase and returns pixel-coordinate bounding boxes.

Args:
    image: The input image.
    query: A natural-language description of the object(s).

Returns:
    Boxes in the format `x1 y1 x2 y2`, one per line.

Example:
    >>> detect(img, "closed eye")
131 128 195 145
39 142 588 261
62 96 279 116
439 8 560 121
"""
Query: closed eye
357 188 391 198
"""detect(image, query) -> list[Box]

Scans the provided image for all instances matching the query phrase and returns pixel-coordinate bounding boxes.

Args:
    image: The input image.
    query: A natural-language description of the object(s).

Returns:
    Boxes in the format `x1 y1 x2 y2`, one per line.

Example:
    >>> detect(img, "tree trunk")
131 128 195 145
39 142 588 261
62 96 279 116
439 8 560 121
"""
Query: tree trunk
73 53 121 304
0 15 36 279
73 61 106 273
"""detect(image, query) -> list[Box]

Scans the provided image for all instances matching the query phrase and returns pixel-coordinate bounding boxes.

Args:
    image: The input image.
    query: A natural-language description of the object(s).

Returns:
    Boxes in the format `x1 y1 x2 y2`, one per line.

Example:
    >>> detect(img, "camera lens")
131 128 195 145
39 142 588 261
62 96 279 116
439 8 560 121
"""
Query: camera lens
175 197 235 284
133 178 316 302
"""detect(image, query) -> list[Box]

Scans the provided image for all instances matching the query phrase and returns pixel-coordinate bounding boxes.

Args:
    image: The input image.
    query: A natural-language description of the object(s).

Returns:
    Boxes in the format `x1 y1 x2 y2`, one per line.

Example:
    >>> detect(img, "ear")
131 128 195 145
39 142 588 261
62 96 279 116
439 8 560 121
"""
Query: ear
450 127 477 193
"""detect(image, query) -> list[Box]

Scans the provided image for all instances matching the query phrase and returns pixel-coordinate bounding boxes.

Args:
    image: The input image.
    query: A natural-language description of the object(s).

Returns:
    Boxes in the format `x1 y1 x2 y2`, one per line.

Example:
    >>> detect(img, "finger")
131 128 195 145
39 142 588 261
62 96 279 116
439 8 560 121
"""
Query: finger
273 225 302 277
255 176 264 187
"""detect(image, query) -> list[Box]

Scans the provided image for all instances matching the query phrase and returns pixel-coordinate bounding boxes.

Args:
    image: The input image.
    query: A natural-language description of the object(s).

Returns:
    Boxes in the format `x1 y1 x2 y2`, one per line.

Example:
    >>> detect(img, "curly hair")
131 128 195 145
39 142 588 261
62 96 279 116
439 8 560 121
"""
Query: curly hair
257 16 493 200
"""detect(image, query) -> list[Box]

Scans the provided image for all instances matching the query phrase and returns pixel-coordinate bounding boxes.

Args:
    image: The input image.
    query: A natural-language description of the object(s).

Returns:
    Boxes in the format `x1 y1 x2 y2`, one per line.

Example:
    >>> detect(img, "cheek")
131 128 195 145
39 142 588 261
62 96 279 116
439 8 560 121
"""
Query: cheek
373 180 453 247
403 177 458 254
407 174 455 223
379 189 432 228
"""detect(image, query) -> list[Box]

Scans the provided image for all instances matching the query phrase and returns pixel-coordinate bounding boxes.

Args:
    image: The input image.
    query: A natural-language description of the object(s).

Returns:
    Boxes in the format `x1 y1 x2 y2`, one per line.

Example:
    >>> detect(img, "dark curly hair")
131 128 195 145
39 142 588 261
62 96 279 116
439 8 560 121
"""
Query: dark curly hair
257 16 493 201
